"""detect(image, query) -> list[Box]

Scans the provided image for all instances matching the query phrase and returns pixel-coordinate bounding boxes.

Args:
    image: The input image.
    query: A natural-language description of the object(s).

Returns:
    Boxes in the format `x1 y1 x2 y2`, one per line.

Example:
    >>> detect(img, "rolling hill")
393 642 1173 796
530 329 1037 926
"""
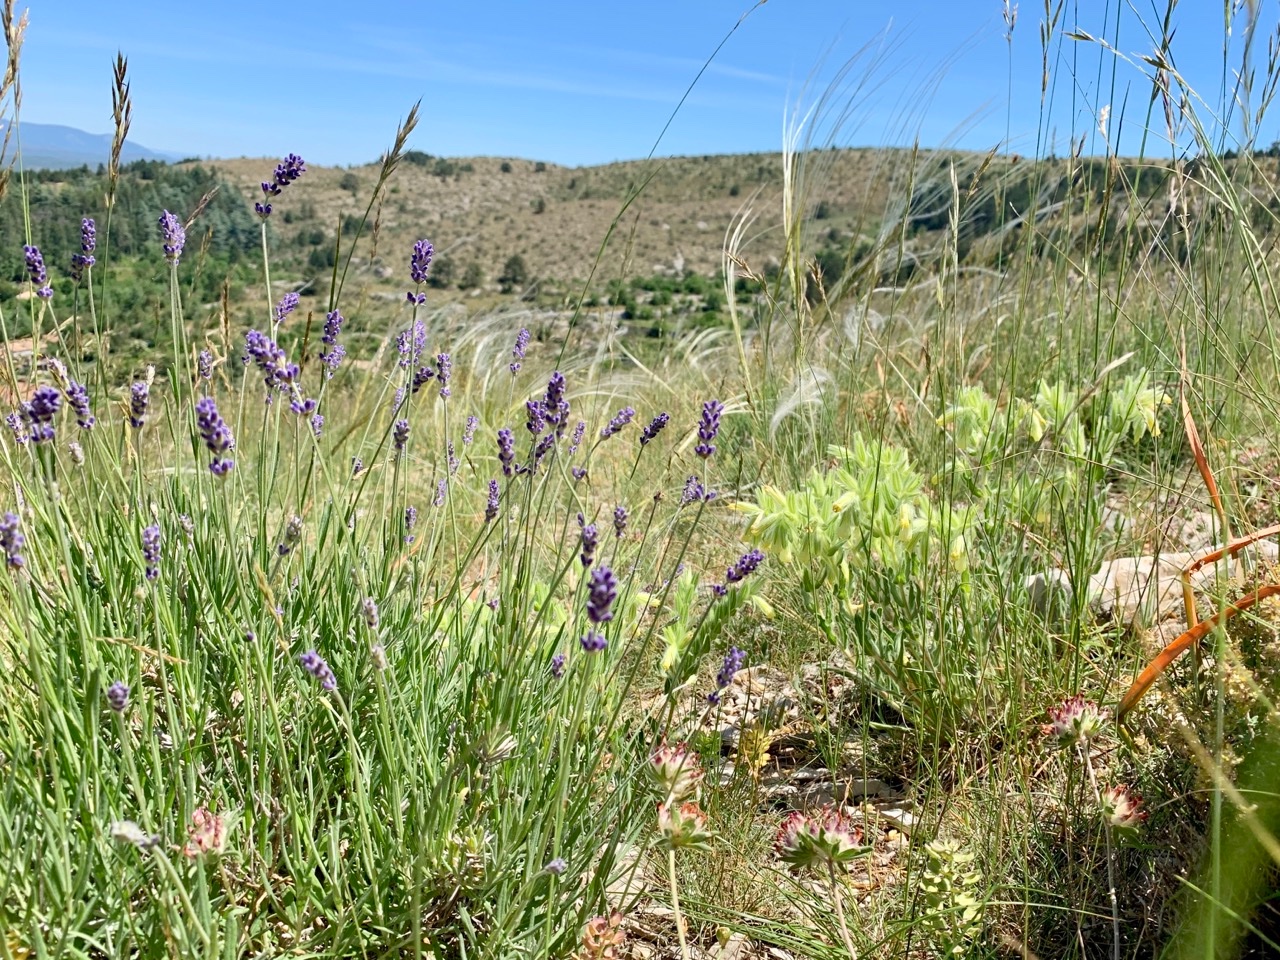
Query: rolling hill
1 120 179 170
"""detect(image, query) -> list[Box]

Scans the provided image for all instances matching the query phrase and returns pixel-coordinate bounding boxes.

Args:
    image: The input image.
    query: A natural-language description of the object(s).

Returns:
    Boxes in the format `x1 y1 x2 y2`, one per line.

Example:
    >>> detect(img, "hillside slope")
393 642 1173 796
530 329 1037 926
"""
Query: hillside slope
204 149 903 299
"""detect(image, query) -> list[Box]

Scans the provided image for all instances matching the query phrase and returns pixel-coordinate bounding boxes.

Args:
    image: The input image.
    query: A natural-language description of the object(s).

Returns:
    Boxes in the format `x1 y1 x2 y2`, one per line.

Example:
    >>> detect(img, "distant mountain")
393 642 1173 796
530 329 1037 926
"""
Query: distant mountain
0 120 180 170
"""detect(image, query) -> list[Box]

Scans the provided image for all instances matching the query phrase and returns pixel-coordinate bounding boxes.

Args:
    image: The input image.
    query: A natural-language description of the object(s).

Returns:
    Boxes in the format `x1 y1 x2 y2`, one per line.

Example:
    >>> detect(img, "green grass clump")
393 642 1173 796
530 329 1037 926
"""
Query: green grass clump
0 88 766 959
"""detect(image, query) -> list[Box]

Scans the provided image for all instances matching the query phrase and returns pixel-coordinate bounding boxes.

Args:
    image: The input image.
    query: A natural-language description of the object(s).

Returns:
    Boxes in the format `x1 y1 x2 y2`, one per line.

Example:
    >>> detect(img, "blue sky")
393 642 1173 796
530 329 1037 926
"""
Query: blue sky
14 1 1280 166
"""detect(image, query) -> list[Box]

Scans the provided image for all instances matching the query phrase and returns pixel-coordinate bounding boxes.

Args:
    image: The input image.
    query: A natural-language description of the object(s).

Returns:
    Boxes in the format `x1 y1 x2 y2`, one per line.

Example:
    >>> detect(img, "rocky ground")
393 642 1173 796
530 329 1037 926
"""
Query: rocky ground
590 491 1280 959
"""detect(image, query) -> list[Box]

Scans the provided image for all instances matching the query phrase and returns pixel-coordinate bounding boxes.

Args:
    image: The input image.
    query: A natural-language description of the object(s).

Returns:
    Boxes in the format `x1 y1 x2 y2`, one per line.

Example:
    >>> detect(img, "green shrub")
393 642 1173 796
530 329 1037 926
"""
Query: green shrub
499 254 528 292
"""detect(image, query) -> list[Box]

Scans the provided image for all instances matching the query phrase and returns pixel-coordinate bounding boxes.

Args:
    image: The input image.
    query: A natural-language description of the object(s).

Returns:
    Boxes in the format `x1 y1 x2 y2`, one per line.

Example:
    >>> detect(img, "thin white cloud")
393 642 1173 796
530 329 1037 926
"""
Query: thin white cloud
40 18 783 111
342 23 788 88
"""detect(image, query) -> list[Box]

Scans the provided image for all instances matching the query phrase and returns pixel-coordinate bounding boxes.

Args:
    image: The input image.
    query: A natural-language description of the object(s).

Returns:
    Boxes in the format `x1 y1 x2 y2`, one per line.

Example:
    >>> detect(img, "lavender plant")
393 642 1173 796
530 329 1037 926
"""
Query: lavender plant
0 131 761 960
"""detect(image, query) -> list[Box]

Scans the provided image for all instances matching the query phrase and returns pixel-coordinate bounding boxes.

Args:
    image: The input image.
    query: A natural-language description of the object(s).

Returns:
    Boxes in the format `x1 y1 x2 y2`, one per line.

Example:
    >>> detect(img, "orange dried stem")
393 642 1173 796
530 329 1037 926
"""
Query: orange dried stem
1181 391 1228 536
1180 571 1199 629
1179 524 1280 628
1118 583 1280 721
1179 338 1229 541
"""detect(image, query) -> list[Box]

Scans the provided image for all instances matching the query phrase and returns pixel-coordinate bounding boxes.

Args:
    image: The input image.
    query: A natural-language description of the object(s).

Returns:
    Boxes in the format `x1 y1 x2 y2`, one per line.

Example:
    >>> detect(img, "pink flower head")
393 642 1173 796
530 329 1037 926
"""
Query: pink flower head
656 800 714 851
649 741 702 805
774 805 870 872
1101 784 1147 830
182 807 227 858
581 911 626 959
1043 694 1106 748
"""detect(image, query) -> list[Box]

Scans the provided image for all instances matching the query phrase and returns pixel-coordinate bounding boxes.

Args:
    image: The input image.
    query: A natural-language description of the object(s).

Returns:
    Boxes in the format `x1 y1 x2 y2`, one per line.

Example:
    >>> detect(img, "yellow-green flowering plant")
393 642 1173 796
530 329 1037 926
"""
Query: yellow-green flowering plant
733 435 978 603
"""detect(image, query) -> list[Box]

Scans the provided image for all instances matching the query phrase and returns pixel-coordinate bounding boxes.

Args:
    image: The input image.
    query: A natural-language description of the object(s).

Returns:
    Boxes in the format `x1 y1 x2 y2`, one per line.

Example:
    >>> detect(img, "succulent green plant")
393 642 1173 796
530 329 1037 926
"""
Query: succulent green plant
919 838 986 957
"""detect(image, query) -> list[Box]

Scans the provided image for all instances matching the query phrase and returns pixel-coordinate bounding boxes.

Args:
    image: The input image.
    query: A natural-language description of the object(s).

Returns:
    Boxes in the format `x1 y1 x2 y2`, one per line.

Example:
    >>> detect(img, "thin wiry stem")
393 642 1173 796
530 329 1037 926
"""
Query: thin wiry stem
1082 746 1121 960
828 860 858 960
668 847 691 960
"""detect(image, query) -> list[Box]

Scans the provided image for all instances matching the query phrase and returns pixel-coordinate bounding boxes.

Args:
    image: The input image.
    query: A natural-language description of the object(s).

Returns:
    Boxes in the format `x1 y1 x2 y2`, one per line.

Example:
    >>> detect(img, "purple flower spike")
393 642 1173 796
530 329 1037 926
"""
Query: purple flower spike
299 649 336 692
640 412 670 445
272 154 306 190
568 420 585 455
106 680 130 712
404 505 418 544
397 320 426 368
436 353 452 399
24 386 62 443
141 524 161 581
600 407 635 440
542 372 568 434
71 219 96 279
463 415 478 445
320 341 345 377
613 505 628 539
550 653 566 678
320 310 346 377
1 512 25 570
707 646 746 705
277 516 302 556
195 397 235 475
719 646 748 683
275 292 300 324
257 153 305 218
580 631 607 653
393 418 410 453
29 385 61 417
485 479 500 522
434 478 447 507
510 328 530 374
321 310 344 346
22 245 53 299
158 210 185 265
410 239 434 285
533 433 555 468
579 518 599 567
586 566 617 624
411 365 435 395
197 350 213 381
310 413 324 438
6 412 28 445
725 548 765 584
526 400 546 437
497 428 515 476
129 382 150 429
243 330 299 399
695 400 724 458
681 475 714 505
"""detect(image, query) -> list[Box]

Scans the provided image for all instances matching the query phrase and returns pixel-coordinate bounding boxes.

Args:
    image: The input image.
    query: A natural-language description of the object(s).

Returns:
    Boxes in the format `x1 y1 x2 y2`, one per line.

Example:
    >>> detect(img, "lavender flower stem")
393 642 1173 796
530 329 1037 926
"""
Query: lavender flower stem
260 221 275 332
